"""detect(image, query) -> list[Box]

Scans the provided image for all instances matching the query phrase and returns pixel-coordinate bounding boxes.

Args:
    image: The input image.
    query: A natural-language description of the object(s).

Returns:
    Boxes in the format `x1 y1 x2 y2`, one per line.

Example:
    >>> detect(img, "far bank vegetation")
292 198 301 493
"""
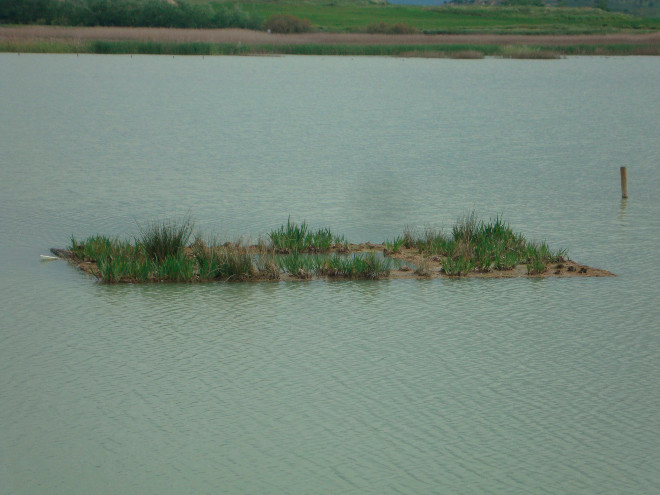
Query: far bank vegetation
0 0 264 30
2 0 658 35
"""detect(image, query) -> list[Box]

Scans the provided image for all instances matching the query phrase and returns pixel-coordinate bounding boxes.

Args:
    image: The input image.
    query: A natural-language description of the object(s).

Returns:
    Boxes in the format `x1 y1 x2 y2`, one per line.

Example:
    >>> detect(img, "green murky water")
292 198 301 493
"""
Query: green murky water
1 54 659 494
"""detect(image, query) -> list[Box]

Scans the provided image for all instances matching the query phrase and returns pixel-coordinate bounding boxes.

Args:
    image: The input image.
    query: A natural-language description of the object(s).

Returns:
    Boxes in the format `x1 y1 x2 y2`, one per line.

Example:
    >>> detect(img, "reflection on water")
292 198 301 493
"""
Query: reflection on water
1 54 660 494
619 197 628 218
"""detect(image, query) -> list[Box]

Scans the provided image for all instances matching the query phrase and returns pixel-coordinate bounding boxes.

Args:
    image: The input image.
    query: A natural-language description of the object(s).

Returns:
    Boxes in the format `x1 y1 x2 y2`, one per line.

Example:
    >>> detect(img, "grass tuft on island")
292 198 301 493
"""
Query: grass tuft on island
53 214 613 283
385 212 567 276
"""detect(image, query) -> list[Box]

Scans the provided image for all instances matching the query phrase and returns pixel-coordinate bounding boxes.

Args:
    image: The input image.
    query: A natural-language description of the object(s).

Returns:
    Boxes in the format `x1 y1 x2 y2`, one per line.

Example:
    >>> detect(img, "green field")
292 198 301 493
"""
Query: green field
211 2 660 33
2 0 659 34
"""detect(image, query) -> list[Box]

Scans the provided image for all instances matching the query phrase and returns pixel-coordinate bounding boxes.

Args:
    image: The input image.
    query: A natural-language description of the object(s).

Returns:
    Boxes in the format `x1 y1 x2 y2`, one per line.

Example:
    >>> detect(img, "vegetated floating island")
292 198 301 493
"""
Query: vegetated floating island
50 214 614 283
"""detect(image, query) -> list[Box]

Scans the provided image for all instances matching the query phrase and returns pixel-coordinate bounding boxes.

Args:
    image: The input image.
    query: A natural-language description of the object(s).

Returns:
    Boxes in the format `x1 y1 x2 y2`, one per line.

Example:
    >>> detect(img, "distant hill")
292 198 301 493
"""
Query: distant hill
390 0 660 17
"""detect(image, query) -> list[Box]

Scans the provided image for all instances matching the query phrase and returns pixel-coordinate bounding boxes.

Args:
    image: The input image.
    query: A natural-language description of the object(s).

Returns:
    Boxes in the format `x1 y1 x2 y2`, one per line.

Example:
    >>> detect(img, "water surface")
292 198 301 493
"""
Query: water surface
1 54 659 494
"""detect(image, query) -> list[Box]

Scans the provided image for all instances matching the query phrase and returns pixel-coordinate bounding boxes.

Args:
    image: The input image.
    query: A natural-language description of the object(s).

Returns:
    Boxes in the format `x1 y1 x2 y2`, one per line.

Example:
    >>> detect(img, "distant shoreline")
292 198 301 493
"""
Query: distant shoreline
2 26 660 56
4 26 660 45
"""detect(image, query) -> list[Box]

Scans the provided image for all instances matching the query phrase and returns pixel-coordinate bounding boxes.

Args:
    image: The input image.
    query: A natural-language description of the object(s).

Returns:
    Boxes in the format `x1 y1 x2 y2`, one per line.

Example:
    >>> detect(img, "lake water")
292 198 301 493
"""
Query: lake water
1 54 659 494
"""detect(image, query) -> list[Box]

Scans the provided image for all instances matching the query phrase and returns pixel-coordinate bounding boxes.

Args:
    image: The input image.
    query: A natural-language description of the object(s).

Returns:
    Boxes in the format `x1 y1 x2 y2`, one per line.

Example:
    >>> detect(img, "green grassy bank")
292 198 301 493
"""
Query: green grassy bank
3 38 658 56
226 2 660 34
2 0 659 34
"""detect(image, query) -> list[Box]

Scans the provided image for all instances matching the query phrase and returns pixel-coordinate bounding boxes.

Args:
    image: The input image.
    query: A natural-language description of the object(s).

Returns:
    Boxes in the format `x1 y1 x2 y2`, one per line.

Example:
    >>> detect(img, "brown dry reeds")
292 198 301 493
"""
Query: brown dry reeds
3 26 660 48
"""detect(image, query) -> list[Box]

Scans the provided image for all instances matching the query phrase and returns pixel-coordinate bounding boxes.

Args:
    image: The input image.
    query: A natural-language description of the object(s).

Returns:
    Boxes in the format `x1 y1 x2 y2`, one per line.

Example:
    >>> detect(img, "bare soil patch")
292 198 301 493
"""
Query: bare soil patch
381 246 614 279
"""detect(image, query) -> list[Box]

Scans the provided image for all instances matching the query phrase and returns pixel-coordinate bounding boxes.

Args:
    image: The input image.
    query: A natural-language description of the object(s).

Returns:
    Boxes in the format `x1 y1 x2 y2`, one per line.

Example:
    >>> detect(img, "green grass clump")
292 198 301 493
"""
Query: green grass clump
441 255 474 277
274 252 391 279
414 256 433 277
70 235 153 282
493 251 520 271
97 254 132 283
69 218 255 283
526 256 547 275
70 234 115 262
137 216 194 263
400 212 566 277
192 239 258 281
384 236 404 254
414 227 453 256
276 252 317 279
214 246 257 281
71 233 197 283
155 253 196 282
402 226 418 249
269 218 344 254
318 253 392 279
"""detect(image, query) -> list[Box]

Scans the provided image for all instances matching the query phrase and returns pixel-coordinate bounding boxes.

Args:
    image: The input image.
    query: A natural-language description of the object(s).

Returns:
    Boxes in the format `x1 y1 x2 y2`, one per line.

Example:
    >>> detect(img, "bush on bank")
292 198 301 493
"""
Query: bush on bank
0 0 263 30
263 14 312 34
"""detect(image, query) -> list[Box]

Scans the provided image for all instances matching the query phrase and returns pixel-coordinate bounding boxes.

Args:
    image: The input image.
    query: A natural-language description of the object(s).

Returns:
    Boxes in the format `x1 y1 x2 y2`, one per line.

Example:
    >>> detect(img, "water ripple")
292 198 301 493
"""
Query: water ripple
2 55 660 494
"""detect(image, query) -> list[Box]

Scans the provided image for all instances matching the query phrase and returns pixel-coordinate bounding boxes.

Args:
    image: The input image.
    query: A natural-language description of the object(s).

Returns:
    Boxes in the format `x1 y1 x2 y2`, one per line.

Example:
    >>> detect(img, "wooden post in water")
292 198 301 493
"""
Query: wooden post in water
620 167 628 199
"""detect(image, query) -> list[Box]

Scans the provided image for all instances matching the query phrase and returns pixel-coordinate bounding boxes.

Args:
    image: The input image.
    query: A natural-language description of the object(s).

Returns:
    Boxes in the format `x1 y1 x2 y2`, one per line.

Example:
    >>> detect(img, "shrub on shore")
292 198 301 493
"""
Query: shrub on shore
0 0 263 30
365 22 417 34
263 14 312 33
